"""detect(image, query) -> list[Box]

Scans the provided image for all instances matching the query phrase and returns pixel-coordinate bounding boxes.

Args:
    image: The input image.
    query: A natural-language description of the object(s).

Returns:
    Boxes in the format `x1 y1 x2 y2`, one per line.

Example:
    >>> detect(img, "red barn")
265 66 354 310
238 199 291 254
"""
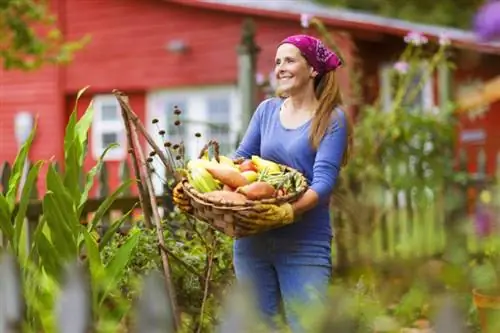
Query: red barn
1 0 499 194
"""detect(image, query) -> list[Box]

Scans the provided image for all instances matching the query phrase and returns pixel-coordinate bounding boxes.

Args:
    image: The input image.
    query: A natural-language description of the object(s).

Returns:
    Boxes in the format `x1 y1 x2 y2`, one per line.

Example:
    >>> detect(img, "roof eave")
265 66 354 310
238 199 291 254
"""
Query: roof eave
168 0 500 55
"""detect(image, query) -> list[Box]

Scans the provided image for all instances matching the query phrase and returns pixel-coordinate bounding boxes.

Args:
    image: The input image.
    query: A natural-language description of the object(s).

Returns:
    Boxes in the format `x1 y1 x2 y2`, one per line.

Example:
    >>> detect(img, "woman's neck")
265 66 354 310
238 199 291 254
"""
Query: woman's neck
286 89 318 114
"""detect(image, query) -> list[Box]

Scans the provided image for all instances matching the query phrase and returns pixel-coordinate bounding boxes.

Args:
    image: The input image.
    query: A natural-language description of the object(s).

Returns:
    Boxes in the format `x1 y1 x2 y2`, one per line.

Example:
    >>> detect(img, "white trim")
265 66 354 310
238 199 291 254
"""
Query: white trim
90 94 127 161
146 85 241 194
379 61 435 113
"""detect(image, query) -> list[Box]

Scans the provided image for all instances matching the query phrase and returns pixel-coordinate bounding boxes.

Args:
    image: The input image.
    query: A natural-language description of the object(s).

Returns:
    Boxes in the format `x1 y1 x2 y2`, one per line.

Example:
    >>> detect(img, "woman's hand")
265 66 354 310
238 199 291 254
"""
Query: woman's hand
290 189 319 216
239 203 295 225
172 182 193 213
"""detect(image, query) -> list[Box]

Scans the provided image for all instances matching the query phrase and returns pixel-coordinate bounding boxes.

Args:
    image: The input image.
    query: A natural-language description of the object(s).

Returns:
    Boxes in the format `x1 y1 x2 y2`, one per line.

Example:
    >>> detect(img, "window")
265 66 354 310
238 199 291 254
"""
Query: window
206 96 232 155
147 86 239 189
91 95 127 161
380 61 435 113
165 100 188 145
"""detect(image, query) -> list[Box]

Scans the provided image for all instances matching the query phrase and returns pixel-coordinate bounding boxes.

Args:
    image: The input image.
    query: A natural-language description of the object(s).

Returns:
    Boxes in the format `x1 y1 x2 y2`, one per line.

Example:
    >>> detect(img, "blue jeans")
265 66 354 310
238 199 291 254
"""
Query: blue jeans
232 234 333 332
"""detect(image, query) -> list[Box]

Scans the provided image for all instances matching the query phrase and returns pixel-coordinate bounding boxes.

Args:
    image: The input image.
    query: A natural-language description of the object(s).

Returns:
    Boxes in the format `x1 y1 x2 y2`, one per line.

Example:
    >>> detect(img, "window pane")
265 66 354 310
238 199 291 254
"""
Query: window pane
102 132 119 148
165 100 187 143
101 104 118 120
402 72 425 110
207 97 231 154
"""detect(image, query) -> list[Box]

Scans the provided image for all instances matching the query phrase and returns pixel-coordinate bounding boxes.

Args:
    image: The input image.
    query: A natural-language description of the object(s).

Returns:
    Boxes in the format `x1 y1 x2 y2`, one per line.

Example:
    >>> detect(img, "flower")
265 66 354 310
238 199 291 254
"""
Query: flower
300 13 311 28
393 61 409 74
404 31 428 46
255 72 265 85
473 0 500 42
438 32 451 46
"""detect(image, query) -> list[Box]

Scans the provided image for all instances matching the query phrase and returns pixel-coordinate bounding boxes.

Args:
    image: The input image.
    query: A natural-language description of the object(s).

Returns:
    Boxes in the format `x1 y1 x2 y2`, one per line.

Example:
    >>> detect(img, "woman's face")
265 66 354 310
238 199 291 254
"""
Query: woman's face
274 43 314 96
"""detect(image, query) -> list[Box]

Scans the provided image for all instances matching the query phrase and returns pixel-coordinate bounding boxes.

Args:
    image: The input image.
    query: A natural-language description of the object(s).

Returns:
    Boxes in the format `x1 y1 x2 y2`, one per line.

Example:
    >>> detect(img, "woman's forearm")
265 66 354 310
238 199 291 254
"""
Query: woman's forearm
291 189 319 216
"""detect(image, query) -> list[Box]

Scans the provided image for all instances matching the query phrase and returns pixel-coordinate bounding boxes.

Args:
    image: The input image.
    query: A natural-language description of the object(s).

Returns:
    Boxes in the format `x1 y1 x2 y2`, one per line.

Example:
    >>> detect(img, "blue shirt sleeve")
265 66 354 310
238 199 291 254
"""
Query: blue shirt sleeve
232 99 267 159
310 110 348 203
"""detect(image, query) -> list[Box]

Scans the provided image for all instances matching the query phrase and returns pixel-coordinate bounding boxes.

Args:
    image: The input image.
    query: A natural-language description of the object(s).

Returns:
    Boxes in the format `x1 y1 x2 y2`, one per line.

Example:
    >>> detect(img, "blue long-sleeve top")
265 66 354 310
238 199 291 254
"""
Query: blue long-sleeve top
233 97 348 241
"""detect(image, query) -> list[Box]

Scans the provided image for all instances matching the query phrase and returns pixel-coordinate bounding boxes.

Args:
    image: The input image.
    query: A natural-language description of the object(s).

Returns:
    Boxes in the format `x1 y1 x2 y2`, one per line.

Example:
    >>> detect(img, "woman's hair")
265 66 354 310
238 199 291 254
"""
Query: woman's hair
274 57 353 167
311 71 353 167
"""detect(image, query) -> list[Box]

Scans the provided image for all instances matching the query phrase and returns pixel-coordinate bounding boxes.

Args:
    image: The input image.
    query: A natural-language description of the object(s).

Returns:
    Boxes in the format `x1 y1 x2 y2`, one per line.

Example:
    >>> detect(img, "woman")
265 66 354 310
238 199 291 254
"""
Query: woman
174 34 352 332
230 34 351 331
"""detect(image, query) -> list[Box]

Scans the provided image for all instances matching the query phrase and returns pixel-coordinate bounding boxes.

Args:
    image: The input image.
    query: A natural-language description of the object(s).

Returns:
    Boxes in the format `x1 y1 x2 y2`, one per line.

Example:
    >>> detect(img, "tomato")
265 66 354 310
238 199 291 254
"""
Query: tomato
239 159 258 172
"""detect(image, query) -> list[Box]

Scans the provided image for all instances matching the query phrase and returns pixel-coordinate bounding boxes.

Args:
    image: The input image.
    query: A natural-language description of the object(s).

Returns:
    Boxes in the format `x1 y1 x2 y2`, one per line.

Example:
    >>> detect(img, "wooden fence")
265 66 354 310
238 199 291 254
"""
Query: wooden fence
332 146 500 271
0 159 175 244
0 249 475 332
2 146 499 267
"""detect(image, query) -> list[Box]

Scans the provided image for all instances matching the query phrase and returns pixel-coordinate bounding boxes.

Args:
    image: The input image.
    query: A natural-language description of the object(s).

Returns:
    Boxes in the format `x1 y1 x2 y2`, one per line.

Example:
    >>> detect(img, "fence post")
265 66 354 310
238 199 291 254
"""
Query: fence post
0 253 24 333
0 162 12 247
237 18 261 136
133 272 176 333
442 148 469 263
55 262 92 333
96 163 110 236
119 161 133 234
25 161 40 260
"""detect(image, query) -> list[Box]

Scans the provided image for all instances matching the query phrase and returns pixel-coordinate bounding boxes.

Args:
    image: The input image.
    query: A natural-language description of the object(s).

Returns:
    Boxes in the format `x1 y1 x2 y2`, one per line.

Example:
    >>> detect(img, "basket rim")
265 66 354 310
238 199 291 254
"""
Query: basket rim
181 164 308 209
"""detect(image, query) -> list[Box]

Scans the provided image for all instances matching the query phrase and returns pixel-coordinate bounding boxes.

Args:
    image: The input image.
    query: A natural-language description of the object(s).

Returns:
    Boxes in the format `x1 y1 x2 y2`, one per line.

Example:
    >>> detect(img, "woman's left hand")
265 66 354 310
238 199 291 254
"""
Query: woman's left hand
239 203 295 225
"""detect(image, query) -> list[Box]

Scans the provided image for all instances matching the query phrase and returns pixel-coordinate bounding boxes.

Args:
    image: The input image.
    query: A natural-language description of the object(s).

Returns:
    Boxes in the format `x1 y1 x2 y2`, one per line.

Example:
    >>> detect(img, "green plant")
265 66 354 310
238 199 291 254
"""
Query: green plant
0 87 141 331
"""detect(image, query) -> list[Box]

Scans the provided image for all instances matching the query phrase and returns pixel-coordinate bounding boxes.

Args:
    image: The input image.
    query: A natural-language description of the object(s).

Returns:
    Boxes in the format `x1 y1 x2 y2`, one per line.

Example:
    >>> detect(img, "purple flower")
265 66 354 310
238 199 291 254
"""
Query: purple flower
404 31 428 46
473 0 500 42
393 61 409 74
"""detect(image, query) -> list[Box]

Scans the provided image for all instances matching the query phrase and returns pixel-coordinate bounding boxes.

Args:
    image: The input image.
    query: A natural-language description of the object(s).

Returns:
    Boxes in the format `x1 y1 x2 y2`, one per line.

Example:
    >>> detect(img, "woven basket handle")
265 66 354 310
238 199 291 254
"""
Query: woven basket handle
198 140 220 162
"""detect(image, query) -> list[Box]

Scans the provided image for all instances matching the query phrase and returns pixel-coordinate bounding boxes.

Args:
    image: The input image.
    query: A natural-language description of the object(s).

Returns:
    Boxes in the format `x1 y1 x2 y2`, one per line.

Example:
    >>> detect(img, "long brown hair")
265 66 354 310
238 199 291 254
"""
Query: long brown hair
311 71 353 167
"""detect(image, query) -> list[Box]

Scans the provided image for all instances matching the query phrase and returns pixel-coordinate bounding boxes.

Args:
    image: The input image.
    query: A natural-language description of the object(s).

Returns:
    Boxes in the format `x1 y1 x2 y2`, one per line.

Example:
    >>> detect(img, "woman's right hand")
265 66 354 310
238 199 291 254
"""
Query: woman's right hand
172 182 193 213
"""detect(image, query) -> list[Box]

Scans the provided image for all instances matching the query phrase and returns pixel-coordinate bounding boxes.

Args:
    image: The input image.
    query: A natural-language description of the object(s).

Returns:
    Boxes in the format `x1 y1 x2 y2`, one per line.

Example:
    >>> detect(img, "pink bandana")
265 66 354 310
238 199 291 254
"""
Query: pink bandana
279 34 342 76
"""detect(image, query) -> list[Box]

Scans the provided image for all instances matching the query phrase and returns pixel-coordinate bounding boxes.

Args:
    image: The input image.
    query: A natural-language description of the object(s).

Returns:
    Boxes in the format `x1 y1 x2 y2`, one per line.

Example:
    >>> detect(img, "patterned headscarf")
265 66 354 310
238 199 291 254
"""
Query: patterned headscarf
279 34 343 76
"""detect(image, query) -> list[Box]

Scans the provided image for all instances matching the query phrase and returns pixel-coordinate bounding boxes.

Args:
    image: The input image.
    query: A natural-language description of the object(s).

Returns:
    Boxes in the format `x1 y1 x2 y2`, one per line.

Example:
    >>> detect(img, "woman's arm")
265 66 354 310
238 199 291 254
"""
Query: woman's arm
231 100 267 160
291 112 348 216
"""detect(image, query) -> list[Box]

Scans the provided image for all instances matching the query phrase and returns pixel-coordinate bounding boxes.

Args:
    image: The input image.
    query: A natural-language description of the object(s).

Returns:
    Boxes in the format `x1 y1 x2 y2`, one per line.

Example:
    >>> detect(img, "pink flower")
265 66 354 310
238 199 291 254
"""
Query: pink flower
439 33 451 46
300 14 311 28
393 61 409 74
404 31 428 46
255 73 265 85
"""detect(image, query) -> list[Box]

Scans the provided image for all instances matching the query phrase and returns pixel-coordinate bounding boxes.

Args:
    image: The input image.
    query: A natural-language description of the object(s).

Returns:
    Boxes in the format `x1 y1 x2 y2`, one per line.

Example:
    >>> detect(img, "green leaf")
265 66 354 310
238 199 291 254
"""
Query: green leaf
98 206 135 251
42 192 76 260
62 86 92 204
5 120 37 210
81 227 103 309
33 218 62 280
87 179 134 232
78 143 120 216
46 165 79 233
12 160 44 254
0 194 14 244
99 230 140 306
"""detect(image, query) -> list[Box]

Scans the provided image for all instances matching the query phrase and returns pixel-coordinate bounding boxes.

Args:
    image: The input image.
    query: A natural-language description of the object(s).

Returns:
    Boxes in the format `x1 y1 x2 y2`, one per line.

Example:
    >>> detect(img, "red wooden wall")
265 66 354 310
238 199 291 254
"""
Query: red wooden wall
0 0 498 196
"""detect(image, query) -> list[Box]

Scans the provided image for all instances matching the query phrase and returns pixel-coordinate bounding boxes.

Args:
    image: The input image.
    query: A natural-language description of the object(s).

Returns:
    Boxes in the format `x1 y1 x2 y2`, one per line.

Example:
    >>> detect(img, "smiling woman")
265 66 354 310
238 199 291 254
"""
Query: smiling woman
227 34 354 333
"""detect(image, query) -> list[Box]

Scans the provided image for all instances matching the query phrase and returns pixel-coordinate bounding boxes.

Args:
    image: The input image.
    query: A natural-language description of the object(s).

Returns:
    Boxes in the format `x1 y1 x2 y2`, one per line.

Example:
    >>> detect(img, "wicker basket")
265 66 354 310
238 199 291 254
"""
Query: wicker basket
179 141 308 238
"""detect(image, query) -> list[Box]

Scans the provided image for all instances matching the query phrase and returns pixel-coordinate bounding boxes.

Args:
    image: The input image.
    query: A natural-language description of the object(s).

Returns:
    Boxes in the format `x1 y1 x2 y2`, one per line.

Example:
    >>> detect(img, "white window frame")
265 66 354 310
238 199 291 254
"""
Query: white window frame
91 94 127 161
146 85 240 194
379 61 435 113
